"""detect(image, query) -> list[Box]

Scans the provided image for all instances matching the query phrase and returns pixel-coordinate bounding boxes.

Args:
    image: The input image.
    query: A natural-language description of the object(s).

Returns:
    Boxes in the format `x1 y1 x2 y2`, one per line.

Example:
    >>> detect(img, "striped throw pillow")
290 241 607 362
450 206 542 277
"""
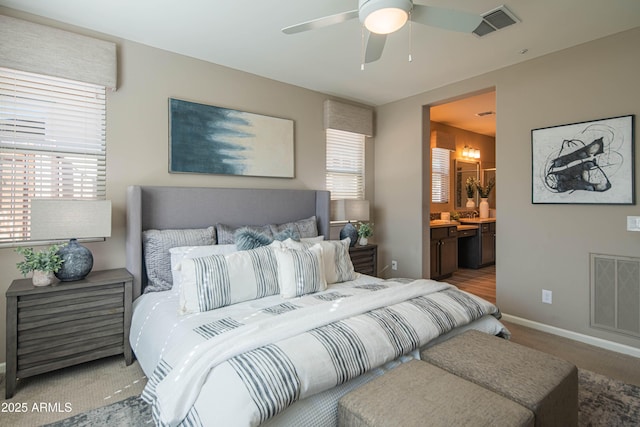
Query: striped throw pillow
283 238 356 284
179 246 279 314
274 244 327 298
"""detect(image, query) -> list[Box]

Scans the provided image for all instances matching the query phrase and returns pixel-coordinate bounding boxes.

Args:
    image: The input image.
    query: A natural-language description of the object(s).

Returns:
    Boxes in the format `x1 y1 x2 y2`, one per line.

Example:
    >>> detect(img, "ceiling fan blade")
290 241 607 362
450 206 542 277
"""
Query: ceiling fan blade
365 32 387 63
282 10 359 34
411 5 482 33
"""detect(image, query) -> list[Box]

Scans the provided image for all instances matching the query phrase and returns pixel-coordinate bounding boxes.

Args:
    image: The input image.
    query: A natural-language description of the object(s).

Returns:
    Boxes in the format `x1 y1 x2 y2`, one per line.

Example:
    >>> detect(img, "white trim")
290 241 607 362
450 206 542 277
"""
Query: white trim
0 362 5 374
502 314 640 359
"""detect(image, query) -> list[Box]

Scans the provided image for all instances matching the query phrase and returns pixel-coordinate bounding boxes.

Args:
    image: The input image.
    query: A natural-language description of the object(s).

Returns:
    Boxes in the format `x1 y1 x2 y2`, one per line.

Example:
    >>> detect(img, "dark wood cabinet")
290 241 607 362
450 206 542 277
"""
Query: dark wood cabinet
5 268 133 398
480 222 496 265
349 244 378 277
459 221 496 269
430 226 458 280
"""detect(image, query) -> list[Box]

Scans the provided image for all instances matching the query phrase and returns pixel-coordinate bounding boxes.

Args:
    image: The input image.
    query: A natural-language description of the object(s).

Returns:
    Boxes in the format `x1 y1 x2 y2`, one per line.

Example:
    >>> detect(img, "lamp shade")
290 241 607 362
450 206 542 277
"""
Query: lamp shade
30 199 112 241
331 199 370 222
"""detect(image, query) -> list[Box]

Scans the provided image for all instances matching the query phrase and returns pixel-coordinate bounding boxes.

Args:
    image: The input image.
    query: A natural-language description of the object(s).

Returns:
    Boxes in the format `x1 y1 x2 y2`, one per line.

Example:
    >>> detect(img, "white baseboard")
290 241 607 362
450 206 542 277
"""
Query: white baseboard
502 314 640 359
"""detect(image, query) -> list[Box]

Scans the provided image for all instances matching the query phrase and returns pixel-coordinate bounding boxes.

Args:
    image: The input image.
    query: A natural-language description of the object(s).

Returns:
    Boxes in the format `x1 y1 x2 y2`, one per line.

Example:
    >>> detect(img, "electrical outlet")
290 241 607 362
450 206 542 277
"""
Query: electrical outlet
542 289 552 304
391 260 398 270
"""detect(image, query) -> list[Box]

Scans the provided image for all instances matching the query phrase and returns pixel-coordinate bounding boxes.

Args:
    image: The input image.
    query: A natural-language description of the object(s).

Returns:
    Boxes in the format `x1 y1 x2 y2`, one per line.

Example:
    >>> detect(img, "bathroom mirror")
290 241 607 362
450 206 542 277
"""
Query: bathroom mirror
454 159 480 210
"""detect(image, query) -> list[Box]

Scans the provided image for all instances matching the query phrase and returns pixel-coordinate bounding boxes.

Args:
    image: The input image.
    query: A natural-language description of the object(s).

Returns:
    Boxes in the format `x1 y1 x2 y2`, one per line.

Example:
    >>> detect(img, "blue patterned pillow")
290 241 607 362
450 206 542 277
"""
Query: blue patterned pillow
216 223 273 244
235 227 274 250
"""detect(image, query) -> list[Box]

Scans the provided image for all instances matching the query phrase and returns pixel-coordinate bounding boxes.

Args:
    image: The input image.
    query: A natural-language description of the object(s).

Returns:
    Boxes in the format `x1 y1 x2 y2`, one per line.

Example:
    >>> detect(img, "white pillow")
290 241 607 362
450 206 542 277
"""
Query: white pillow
282 238 356 284
179 246 279 314
170 244 238 293
273 244 327 298
300 235 325 244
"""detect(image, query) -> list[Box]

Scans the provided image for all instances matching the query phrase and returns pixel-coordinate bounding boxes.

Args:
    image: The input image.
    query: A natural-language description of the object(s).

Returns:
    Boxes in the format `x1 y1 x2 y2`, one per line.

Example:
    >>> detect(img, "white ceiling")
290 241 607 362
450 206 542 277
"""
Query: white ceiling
1 0 639 111
431 91 496 137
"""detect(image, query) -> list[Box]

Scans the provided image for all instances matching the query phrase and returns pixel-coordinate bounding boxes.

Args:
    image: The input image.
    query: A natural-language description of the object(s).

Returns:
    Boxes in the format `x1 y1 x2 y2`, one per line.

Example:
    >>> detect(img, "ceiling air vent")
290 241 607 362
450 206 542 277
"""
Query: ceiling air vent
473 5 520 37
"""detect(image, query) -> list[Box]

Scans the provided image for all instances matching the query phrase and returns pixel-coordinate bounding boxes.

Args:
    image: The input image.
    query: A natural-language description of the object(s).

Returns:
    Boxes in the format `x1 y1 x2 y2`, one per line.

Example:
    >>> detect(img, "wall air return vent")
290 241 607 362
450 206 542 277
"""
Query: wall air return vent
473 5 520 37
590 253 640 338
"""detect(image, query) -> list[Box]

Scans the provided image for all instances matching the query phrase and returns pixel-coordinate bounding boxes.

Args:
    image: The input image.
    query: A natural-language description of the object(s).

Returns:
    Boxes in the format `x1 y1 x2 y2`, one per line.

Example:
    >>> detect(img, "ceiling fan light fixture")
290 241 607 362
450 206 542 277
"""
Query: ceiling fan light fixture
364 8 407 34
360 0 412 34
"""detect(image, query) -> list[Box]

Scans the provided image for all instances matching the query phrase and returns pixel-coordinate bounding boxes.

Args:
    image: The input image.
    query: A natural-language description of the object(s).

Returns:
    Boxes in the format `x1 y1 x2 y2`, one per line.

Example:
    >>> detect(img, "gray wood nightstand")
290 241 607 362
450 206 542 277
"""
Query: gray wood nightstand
5 268 133 398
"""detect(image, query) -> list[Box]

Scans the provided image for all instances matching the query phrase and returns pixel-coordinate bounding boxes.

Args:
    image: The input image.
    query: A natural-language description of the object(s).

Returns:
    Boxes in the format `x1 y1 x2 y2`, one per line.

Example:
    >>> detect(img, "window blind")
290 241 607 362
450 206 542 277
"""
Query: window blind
0 67 107 244
326 128 365 200
432 147 450 203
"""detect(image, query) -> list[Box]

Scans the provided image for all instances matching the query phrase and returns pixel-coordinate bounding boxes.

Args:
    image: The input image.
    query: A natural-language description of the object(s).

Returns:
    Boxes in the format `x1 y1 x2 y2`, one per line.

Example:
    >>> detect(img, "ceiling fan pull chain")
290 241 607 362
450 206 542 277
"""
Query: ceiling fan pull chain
408 12 413 62
360 26 365 70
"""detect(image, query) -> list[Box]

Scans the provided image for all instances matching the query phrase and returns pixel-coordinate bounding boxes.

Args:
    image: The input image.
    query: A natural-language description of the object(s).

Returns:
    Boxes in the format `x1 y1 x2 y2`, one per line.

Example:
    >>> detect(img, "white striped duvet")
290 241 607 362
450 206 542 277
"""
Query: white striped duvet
133 277 505 427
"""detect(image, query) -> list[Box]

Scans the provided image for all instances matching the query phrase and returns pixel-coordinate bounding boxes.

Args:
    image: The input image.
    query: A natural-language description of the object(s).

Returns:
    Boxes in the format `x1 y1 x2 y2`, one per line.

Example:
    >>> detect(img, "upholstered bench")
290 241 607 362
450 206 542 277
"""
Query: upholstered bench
420 330 578 427
338 359 534 427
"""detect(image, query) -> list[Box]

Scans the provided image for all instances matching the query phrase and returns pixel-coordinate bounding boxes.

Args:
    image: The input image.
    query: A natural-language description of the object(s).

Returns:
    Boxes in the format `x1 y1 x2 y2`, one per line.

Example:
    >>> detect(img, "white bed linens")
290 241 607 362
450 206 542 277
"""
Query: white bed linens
134 276 504 427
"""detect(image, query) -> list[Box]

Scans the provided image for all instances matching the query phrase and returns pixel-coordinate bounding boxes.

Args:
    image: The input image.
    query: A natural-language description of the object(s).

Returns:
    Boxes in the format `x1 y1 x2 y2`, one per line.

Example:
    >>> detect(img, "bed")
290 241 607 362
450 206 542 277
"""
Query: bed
126 185 508 427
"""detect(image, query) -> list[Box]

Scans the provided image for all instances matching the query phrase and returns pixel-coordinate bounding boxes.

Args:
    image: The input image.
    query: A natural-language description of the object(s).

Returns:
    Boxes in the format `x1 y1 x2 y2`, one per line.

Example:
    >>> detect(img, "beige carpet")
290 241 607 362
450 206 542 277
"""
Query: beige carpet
0 356 147 427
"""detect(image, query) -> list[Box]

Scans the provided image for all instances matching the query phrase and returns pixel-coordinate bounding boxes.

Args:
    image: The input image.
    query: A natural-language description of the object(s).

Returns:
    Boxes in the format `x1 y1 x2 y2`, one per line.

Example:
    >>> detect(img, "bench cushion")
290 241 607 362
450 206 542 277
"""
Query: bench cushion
338 359 534 427
421 330 578 427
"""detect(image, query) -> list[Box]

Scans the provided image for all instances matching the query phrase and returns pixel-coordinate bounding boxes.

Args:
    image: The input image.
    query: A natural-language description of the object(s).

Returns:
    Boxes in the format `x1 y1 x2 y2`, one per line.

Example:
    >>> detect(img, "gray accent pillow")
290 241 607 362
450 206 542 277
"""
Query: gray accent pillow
142 227 216 293
216 223 273 244
269 216 318 238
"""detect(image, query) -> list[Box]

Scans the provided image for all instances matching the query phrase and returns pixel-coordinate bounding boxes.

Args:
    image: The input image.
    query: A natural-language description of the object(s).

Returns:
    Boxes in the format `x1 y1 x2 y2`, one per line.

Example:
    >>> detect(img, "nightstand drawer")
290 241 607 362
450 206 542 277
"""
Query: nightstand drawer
18 285 124 324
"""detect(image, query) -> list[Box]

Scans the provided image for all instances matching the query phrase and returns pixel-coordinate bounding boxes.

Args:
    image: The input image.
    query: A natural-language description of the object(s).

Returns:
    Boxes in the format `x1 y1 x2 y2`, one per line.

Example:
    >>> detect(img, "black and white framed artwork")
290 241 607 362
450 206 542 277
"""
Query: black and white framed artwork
532 115 635 204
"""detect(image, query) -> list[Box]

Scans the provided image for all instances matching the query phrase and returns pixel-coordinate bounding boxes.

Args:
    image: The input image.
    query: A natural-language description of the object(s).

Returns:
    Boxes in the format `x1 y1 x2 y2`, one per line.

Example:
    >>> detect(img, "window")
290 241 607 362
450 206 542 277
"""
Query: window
432 147 450 203
0 67 107 244
326 128 365 200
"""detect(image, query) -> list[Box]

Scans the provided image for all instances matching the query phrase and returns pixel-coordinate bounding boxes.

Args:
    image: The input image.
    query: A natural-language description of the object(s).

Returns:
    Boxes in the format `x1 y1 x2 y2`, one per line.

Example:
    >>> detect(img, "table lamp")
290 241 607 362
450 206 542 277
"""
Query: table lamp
29 199 112 281
331 199 370 247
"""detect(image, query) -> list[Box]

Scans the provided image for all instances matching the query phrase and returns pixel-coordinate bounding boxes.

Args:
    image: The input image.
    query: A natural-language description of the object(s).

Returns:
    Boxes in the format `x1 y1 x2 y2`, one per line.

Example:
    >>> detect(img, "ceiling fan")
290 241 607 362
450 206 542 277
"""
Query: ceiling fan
282 0 482 64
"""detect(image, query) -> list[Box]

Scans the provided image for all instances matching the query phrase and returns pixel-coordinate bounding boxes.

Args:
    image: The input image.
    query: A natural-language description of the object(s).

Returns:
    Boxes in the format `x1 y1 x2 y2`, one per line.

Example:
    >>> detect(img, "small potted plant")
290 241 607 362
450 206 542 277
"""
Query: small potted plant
476 177 496 199
475 177 496 218
16 244 65 286
357 222 373 246
465 177 477 208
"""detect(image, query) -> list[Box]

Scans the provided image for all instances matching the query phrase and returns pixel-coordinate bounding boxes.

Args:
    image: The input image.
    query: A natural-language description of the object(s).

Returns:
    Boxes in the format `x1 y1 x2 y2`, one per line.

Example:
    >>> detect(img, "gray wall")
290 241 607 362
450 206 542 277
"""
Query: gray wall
375 27 640 350
0 8 374 364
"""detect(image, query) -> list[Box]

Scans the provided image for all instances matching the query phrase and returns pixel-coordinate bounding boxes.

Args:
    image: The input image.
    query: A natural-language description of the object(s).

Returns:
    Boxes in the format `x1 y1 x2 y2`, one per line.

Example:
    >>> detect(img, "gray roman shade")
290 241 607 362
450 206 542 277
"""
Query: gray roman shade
431 131 456 151
0 15 117 89
324 99 374 137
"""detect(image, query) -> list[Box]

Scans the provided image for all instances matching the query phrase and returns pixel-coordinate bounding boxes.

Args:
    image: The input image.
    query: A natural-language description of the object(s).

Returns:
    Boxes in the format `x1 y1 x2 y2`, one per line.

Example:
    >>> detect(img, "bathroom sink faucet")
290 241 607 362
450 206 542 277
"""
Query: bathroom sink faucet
471 210 479 218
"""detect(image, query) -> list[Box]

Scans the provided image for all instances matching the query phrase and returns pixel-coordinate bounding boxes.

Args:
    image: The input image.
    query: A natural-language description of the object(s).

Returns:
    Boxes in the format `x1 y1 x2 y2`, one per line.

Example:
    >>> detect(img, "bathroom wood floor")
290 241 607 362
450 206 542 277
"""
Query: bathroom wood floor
446 264 496 304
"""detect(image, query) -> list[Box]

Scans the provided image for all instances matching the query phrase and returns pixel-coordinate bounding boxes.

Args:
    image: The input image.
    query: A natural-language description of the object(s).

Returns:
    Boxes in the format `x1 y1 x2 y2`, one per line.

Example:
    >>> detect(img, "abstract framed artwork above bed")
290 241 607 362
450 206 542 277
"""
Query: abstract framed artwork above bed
168 98 295 178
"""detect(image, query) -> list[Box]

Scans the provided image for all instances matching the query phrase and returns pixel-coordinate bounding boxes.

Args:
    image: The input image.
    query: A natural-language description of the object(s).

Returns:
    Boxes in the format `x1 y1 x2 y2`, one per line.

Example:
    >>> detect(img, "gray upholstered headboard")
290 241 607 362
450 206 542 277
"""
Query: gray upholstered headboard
126 185 331 299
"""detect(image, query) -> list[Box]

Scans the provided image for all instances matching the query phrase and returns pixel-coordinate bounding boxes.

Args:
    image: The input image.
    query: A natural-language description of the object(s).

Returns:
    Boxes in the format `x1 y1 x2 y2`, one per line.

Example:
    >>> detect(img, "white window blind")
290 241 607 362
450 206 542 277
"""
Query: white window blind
432 147 450 203
326 128 365 200
0 67 107 244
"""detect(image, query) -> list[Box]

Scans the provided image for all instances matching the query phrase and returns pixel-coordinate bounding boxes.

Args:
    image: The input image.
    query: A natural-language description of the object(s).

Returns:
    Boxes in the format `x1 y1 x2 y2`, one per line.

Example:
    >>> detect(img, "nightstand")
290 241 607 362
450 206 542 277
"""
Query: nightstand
349 244 378 277
5 268 133 398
